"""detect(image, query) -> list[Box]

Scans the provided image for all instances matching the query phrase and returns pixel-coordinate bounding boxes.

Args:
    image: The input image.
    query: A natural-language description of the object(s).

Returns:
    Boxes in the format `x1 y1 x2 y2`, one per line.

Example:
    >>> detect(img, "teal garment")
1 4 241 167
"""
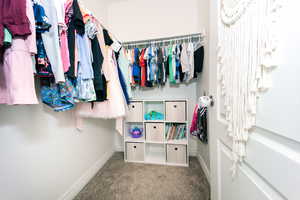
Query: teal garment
3 28 12 48
168 46 176 84
144 111 164 120
118 49 132 98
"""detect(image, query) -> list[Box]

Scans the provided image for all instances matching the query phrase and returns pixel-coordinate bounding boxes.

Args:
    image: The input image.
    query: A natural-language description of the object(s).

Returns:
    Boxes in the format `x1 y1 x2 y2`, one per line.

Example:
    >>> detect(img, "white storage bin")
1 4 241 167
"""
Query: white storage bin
145 123 164 142
166 144 187 164
165 101 186 122
126 142 144 162
126 102 143 122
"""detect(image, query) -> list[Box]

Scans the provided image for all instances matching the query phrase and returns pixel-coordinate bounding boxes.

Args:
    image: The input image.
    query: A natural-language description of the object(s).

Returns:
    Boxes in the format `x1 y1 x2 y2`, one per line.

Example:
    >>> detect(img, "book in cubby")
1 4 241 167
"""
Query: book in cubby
165 123 187 144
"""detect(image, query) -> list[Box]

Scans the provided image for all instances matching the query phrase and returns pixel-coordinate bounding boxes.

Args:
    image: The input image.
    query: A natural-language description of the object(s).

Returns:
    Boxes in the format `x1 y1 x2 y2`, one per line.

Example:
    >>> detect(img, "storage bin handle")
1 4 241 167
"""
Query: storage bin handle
173 105 177 108
134 146 137 148
175 147 178 151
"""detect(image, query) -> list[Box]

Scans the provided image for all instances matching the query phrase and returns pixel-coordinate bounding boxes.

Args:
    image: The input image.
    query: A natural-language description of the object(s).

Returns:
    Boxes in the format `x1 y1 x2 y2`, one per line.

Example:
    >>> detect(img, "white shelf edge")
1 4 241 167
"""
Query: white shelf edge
126 120 188 123
145 141 165 144
130 99 188 102
143 120 165 123
125 139 145 143
125 160 145 164
144 160 166 165
165 121 188 123
165 139 188 145
165 162 189 167
140 139 189 145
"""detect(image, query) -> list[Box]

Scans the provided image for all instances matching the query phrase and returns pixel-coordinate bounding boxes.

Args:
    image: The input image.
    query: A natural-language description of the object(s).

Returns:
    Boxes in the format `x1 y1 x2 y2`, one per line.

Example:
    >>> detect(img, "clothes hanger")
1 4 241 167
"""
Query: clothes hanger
198 96 211 107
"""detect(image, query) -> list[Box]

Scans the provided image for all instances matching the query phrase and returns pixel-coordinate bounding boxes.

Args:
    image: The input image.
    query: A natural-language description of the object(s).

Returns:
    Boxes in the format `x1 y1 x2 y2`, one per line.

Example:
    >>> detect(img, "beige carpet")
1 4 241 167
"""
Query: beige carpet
74 152 210 200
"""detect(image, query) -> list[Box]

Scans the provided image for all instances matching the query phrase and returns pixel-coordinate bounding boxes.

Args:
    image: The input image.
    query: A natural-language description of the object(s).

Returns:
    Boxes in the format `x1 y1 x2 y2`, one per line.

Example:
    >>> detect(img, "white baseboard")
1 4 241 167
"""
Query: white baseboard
58 149 114 200
197 154 210 183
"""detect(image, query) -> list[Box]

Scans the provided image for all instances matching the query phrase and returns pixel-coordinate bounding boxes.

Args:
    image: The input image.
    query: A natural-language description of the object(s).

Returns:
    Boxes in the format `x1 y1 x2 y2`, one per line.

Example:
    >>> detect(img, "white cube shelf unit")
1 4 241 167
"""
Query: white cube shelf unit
124 99 189 167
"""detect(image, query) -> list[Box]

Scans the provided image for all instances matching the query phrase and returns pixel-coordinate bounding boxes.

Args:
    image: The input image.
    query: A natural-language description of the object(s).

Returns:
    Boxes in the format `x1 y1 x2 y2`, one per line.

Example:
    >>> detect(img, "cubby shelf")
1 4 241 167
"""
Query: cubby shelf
125 138 145 143
143 120 165 123
124 99 189 167
166 139 188 145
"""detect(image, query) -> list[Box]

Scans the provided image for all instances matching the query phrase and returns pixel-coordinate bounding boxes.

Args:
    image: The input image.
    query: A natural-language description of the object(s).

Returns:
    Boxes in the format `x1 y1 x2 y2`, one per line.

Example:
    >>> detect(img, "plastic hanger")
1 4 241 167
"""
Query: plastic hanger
198 96 212 108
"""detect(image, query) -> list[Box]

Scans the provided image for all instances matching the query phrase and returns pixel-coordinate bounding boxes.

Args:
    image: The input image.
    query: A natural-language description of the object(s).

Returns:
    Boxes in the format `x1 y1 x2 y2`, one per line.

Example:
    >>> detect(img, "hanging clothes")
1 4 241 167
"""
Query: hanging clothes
190 96 211 143
190 104 208 143
85 20 98 39
2 28 12 49
175 45 181 82
75 33 96 102
66 0 85 79
139 48 147 87
40 76 76 112
187 42 195 81
35 34 53 76
38 0 65 83
150 47 158 83
55 0 70 73
168 45 176 84
0 0 38 105
33 1 53 77
90 34 106 102
0 0 32 47
132 48 141 84
193 44 204 78
76 48 127 119
0 0 129 115
180 42 195 82
75 24 127 119
118 48 132 97
163 47 169 83
119 35 204 90
115 52 130 105
144 47 152 87
157 47 165 85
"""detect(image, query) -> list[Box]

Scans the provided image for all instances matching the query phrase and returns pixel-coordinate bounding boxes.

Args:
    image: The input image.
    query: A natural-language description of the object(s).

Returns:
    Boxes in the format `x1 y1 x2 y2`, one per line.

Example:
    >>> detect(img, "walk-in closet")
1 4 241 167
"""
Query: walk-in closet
0 0 299 200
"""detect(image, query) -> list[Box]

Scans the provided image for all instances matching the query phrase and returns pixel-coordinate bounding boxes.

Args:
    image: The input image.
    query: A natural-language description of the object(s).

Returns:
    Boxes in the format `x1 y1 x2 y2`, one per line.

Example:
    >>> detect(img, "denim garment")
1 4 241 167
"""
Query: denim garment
41 77 77 112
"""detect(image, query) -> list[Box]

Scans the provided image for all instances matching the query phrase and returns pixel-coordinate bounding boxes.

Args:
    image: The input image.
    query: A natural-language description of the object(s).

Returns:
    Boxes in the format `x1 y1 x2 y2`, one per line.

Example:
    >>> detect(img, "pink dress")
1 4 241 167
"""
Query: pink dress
0 0 38 105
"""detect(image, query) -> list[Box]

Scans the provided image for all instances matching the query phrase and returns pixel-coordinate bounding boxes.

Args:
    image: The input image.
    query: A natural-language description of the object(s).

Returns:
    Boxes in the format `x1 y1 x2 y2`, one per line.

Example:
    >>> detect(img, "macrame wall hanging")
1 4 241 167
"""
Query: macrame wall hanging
217 0 283 173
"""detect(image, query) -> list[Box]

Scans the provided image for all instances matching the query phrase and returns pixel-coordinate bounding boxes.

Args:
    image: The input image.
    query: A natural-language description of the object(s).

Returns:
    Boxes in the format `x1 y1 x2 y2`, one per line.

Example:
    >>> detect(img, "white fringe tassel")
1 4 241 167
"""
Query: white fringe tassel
218 0 283 175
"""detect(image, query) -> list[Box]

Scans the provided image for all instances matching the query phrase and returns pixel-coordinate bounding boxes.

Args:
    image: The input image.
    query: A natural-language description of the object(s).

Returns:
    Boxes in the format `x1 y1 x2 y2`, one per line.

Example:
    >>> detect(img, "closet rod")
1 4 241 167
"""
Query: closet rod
122 32 204 46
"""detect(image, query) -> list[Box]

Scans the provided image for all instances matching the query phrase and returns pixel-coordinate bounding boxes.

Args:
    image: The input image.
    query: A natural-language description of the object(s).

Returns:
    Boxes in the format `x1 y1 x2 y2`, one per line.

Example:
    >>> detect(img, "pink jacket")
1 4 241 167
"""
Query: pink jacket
190 104 199 134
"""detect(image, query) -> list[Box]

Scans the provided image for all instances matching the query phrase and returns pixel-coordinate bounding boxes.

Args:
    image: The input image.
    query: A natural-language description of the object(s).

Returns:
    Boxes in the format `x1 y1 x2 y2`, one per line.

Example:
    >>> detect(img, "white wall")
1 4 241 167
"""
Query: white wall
107 0 208 155
83 0 109 25
195 0 210 177
0 1 115 200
